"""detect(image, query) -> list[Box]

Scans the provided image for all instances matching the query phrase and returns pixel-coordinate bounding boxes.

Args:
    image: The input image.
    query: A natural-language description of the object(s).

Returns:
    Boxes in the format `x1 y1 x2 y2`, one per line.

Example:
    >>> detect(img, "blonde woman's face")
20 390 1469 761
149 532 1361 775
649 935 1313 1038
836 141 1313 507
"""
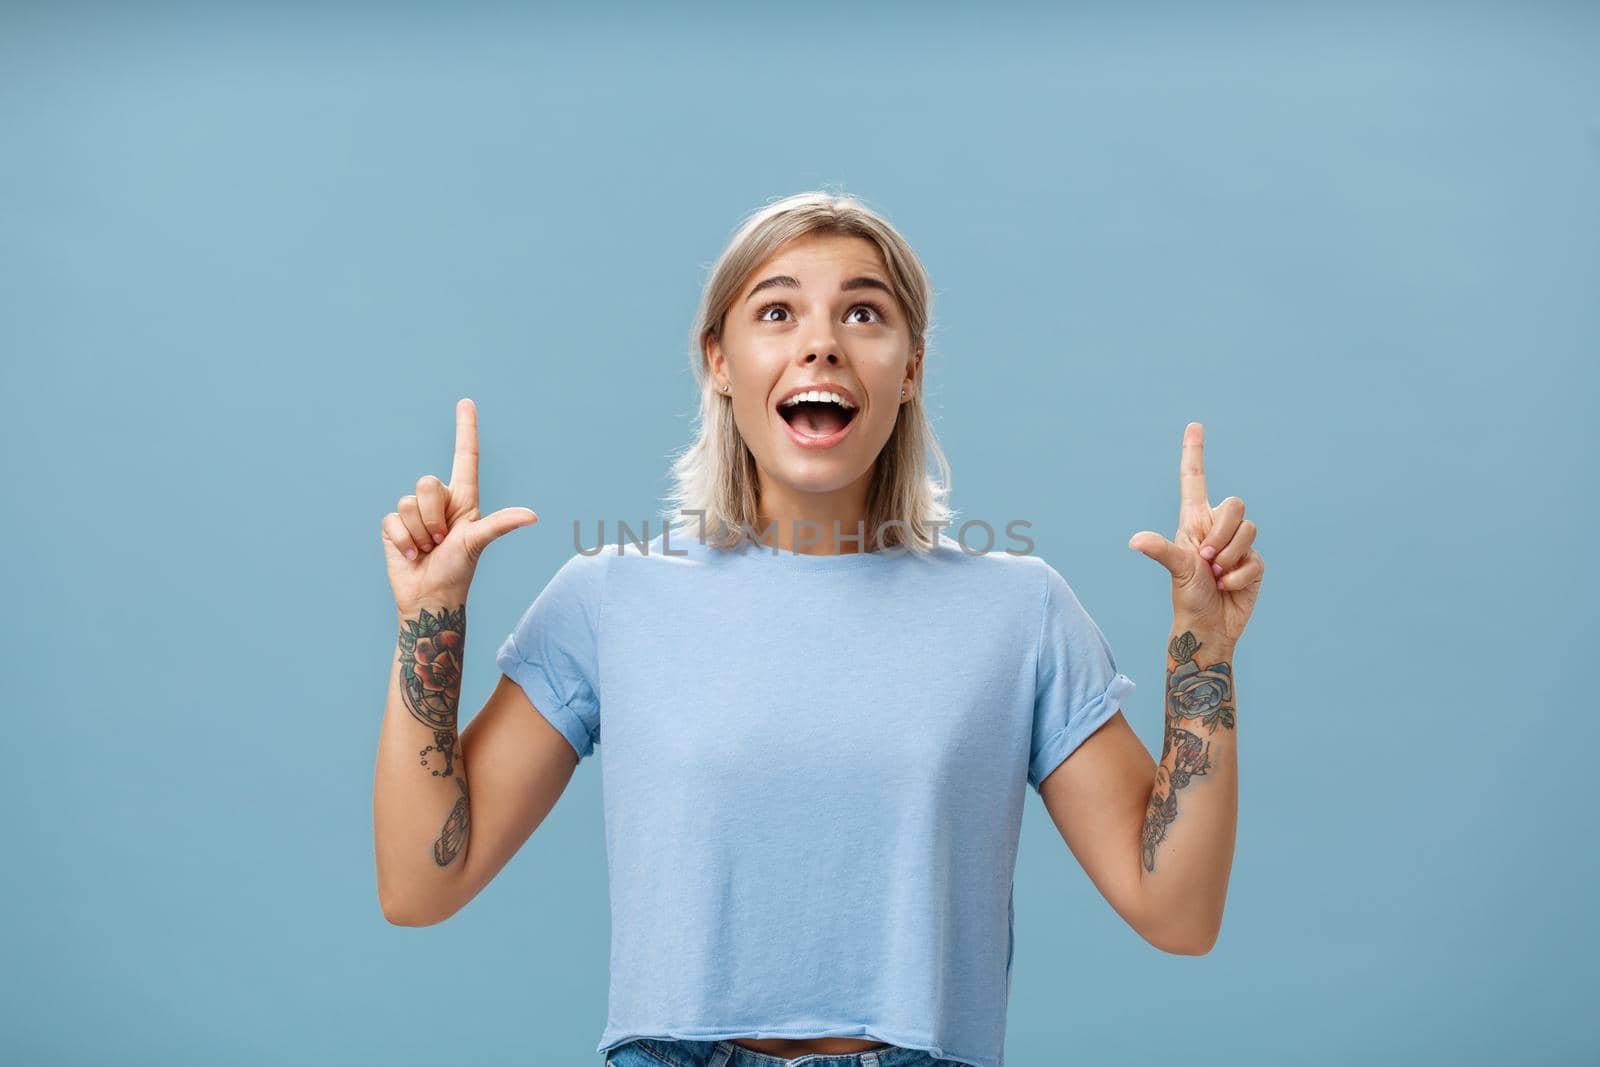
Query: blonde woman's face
708 232 920 503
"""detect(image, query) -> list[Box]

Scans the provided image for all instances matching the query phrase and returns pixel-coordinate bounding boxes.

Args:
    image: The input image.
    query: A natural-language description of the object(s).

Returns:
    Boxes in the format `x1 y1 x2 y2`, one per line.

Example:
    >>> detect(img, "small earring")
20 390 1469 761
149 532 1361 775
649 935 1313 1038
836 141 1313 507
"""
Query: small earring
900 389 907 399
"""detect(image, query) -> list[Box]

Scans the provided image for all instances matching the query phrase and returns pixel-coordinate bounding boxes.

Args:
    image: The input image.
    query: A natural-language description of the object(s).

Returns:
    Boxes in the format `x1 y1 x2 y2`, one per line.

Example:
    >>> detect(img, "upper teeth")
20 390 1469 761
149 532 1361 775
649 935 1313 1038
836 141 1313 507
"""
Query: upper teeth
780 390 856 409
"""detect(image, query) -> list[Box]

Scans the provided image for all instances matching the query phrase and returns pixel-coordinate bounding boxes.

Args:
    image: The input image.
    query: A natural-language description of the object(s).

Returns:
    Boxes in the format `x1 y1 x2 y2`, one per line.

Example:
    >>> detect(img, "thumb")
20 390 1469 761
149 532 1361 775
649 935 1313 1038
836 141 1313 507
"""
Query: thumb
467 507 539 554
1127 530 1195 581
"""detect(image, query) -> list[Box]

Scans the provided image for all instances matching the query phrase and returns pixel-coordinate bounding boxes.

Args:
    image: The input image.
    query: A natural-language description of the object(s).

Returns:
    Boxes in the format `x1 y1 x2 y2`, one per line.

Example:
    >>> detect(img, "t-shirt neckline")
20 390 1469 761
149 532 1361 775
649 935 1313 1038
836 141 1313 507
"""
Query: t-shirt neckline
656 525 957 569
703 533 958 570
724 542 903 569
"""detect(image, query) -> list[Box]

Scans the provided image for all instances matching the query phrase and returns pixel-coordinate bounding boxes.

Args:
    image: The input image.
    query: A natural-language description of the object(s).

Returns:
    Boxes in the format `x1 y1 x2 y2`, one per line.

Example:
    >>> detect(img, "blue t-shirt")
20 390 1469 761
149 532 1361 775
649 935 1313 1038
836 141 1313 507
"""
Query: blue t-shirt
494 527 1136 1067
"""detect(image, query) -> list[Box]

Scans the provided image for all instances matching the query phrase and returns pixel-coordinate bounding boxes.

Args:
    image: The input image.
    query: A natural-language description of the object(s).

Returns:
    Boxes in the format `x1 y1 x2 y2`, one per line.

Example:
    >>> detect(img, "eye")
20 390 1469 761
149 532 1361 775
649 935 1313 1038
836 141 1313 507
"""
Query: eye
847 301 887 324
755 301 889 324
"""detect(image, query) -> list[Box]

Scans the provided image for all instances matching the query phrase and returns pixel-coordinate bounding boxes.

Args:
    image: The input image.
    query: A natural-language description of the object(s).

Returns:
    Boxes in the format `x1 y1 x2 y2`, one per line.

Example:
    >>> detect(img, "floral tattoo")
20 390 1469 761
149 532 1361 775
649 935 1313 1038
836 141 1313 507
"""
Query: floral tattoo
1142 630 1234 873
398 606 465 777
398 604 471 868
1165 630 1235 733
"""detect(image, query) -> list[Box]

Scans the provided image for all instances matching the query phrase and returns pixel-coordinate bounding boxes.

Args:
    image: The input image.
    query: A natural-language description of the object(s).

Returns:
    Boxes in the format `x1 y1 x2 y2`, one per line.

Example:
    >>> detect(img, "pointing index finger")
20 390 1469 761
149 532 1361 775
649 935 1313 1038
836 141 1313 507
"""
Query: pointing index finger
450 398 479 491
1180 421 1208 514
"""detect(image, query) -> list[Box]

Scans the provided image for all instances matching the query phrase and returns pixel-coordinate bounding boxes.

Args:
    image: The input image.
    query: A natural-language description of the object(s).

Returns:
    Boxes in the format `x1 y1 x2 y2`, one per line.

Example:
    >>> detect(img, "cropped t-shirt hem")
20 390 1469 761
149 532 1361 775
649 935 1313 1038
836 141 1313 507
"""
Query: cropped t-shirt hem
494 638 596 761
596 1025 990 1067
1028 670 1137 792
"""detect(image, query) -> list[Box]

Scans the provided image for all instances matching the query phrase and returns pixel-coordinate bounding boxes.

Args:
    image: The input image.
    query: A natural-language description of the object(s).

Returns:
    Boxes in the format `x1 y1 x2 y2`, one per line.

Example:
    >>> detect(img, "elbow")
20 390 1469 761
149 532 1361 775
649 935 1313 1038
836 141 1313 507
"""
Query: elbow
1132 884 1224 956
377 868 468 927
379 893 446 928
1144 920 1220 956
381 901 427 927
1136 910 1220 956
383 905 444 928
383 908 431 928
1155 930 1218 956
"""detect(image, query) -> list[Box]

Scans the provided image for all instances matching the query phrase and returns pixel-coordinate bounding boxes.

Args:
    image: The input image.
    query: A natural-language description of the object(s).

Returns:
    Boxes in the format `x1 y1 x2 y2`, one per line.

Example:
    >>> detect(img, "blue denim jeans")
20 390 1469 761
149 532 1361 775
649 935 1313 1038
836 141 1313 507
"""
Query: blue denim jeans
603 1038 956 1067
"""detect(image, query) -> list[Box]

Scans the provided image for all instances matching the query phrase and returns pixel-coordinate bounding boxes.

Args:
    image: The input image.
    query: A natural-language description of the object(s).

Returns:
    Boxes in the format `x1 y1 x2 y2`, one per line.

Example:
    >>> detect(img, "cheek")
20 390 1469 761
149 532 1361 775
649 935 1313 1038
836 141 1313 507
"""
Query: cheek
864 374 909 413
726 342 788 386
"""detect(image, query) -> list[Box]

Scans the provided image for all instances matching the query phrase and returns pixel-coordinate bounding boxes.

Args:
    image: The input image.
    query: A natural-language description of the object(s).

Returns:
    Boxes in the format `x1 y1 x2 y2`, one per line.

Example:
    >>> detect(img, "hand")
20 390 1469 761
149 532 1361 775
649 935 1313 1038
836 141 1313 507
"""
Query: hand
380 398 538 613
1127 422 1264 647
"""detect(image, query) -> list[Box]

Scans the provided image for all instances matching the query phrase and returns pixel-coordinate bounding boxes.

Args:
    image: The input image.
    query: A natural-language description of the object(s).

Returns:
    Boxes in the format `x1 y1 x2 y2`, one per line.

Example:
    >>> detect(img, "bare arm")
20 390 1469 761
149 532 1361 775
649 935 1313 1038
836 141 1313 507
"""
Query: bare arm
1057 419 1258 953
1037 707 1151 936
1137 626 1237 950
1039 624 1238 955
373 599 580 926
373 398 564 925
372 598 475 925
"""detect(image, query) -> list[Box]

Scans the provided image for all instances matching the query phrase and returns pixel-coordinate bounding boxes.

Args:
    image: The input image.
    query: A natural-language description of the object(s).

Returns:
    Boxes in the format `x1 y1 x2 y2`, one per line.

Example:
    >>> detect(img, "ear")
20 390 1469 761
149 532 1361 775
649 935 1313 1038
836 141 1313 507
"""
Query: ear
903 345 923 392
704 333 727 390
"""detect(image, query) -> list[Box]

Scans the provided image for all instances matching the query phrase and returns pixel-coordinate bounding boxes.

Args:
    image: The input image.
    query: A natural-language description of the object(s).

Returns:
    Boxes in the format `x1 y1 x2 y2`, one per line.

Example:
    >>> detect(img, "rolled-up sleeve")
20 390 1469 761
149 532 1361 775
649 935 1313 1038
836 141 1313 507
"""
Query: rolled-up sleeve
495 550 607 761
1028 560 1136 793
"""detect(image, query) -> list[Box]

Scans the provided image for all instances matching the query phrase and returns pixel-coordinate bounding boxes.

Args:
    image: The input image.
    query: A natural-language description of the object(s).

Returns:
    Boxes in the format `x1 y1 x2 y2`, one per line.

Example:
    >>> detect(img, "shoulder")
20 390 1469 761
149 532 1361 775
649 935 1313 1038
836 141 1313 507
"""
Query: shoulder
604 523 711 568
557 524 704 596
535 544 613 623
551 543 613 584
919 532 1060 607
936 531 1050 571
949 544 1088 624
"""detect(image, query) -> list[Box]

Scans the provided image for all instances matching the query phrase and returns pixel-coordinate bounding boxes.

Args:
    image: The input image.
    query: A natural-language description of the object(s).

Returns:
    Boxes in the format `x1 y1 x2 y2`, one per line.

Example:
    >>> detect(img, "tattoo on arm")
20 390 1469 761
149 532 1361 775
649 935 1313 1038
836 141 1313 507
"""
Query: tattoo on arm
433 775 470 867
398 605 466 777
1141 630 1235 873
397 605 472 868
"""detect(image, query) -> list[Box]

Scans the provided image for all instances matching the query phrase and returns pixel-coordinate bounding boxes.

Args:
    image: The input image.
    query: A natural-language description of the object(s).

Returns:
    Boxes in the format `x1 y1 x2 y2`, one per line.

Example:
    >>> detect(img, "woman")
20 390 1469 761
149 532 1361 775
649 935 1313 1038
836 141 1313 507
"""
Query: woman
373 192 1265 1067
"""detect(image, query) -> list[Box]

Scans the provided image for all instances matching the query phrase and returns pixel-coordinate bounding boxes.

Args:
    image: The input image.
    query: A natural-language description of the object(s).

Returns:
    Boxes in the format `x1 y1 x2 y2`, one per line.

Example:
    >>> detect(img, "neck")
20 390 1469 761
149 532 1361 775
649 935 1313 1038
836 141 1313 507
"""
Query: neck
754 472 875 555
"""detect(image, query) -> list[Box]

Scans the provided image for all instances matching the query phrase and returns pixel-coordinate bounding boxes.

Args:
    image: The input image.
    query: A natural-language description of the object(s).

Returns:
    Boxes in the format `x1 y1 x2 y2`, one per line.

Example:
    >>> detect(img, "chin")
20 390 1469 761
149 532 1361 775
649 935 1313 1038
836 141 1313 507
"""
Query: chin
767 461 872 495
750 413 891 497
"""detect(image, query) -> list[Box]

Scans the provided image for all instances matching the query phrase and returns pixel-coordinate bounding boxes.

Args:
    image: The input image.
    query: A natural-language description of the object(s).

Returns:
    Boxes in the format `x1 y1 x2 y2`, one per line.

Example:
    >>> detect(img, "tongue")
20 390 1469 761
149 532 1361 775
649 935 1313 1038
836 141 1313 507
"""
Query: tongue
791 404 849 437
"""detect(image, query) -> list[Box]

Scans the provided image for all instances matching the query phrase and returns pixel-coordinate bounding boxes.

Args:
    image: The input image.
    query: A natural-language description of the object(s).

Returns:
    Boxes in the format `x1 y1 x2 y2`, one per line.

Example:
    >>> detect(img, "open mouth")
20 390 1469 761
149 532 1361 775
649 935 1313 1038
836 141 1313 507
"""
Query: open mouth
777 398 859 439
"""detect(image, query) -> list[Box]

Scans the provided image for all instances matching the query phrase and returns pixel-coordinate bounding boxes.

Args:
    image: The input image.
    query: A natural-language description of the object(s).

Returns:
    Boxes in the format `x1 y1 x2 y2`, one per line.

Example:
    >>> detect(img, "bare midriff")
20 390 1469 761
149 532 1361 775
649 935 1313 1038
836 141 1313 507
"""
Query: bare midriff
730 1037 892 1055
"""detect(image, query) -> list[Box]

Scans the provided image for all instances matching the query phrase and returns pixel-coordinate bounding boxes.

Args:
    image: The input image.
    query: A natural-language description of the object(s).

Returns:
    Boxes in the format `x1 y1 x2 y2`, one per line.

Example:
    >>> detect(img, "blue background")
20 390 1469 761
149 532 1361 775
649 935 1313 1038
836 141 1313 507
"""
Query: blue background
3 2 1594 1064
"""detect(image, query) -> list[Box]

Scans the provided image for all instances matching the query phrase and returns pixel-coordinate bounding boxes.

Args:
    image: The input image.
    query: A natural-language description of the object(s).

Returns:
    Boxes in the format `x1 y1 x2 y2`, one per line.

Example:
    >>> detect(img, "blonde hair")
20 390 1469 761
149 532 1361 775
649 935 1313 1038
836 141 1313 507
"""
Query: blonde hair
661 190 956 554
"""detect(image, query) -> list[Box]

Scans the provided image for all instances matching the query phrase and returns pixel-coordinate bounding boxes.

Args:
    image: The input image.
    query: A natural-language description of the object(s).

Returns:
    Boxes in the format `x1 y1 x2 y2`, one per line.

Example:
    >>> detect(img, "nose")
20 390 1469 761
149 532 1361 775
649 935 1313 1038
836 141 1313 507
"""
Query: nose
800 318 843 366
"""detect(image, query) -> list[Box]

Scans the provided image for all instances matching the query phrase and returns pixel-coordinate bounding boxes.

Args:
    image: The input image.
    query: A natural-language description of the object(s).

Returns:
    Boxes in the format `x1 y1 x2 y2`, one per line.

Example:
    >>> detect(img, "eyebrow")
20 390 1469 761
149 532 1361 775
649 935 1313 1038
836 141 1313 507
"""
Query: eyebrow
743 274 895 303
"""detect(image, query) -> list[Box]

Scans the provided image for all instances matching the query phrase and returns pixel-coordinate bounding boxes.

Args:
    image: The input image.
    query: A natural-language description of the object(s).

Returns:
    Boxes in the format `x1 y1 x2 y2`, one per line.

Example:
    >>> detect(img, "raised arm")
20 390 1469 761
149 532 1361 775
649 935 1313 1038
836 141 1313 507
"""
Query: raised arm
1037 623 1237 954
372 398 550 925
374 601 581 926
1040 422 1264 955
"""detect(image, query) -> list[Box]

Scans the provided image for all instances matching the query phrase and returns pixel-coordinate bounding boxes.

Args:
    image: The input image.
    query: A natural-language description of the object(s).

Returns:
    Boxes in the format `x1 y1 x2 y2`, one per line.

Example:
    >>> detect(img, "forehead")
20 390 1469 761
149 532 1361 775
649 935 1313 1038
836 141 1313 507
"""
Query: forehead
751 232 889 278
